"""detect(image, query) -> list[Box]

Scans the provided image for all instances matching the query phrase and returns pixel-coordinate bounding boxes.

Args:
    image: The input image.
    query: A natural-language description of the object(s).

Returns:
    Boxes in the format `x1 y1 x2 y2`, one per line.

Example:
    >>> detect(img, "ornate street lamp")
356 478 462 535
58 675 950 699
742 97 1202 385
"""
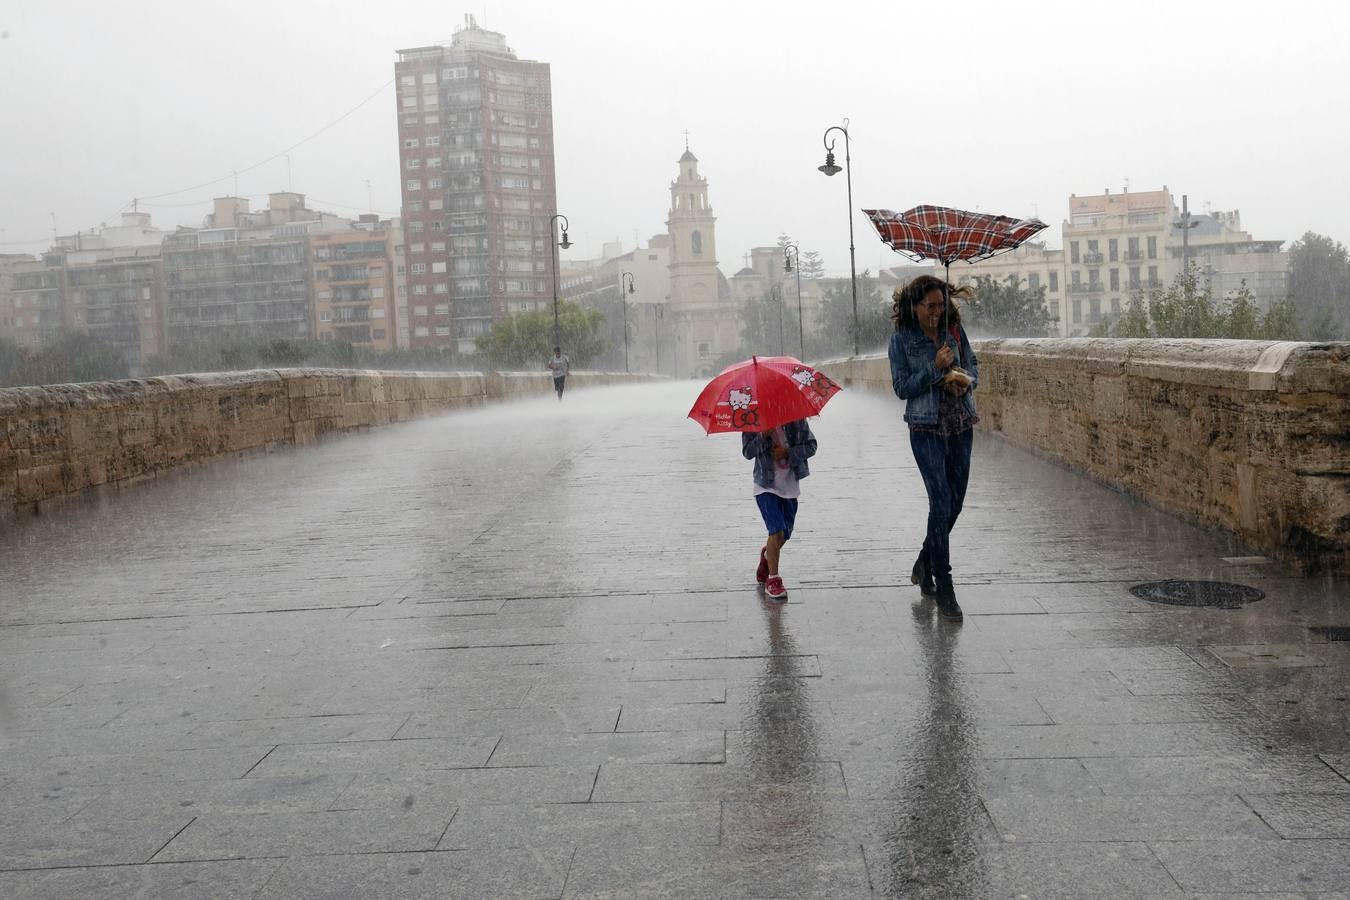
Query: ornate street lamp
784 242 804 358
771 284 784 356
620 271 636 374
819 119 859 356
549 213 571 348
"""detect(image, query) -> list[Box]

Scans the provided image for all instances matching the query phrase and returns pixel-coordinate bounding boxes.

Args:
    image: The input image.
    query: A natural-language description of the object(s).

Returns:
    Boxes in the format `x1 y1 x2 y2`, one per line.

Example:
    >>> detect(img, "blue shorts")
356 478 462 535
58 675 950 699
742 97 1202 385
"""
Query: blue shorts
755 493 798 541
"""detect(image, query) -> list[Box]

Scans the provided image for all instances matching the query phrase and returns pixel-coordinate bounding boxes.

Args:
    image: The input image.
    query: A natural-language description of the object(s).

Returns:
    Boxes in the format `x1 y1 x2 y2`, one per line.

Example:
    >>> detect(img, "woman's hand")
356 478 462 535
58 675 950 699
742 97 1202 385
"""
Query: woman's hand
935 345 955 370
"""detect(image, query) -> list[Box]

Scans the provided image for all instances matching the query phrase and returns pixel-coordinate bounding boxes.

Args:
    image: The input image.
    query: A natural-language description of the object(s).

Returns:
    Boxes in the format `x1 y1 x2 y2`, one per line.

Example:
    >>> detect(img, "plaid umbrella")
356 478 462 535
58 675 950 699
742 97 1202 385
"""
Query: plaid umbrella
863 205 1048 266
863 205 1049 356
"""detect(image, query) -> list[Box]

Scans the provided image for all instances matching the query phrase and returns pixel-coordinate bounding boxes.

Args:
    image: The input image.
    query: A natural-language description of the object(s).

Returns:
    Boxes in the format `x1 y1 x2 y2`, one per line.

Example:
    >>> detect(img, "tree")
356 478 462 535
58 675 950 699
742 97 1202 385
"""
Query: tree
800 250 825 280
474 301 610 369
1 332 129 387
1096 270 1306 340
738 290 799 357
816 270 889 357
1286 231 1349 340
965 276 1057 337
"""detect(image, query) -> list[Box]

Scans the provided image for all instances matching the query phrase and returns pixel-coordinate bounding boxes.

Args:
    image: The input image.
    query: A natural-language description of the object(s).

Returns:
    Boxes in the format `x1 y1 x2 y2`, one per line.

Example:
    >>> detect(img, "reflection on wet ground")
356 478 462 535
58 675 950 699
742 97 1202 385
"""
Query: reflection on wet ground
1 382 1347 898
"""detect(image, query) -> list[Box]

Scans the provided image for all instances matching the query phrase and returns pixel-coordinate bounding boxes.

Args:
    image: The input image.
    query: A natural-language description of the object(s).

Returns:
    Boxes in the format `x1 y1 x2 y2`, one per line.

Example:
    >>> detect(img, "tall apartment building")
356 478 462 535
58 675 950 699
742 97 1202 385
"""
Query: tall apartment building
162 193 347 346
5 214 169 368
310 215 401 350
394 16 557 355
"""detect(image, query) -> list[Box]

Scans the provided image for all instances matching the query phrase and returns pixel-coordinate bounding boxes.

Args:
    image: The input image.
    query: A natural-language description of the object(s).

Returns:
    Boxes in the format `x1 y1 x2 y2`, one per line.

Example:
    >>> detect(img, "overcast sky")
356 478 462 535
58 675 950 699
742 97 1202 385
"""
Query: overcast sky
3 0 1348 275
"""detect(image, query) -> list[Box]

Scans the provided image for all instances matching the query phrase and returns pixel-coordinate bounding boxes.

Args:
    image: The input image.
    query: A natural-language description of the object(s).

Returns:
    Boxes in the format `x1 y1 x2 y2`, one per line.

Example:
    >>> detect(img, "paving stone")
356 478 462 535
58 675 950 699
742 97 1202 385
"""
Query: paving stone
563 843 871 898
0 812 195 869
154 808 453 861
440 800 720 850
0 859 281 900
592 760 847 803
985 794 1276 842
243 737 498 778
488 729 726 766
255 848 572 899
1240 792 1350 838
1085 754 1350 796
973 841 1184 898
1150 839 1350 893
331 765 597 810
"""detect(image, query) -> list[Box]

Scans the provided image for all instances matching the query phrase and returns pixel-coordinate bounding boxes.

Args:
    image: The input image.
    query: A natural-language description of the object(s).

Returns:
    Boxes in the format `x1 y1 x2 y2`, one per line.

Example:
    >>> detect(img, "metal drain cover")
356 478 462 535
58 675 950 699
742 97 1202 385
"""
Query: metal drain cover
1129 580 1264 608
1309 626 1350 642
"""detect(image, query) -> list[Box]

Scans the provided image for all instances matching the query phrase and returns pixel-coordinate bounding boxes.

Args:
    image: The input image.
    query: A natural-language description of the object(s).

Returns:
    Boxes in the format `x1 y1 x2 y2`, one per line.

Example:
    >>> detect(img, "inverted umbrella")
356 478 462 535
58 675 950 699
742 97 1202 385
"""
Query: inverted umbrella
688 356 842 434
863 204 1049 352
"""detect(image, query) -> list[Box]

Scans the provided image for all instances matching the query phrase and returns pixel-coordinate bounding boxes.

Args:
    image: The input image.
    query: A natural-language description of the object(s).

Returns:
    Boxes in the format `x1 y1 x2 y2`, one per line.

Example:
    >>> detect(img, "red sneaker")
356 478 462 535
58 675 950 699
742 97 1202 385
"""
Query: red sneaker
756 547 769 584
765 575 787 600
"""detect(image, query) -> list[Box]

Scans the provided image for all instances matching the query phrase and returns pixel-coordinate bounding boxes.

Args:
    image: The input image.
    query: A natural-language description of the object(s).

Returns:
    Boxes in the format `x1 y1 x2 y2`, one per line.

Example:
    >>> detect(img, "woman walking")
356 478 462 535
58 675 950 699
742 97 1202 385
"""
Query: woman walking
888 275 979 620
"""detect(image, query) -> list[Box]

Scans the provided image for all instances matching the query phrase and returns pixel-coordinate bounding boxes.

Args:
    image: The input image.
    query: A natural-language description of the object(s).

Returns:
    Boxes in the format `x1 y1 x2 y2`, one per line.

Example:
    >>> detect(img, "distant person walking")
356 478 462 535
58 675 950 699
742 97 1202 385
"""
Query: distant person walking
888 275 979 621
743 419 817 600
546 347 570 400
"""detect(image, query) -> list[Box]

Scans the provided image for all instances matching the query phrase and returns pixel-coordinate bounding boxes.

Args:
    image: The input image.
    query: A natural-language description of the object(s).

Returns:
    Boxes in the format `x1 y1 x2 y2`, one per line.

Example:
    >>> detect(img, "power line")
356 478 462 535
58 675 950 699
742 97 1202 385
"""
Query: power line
134 77 395 203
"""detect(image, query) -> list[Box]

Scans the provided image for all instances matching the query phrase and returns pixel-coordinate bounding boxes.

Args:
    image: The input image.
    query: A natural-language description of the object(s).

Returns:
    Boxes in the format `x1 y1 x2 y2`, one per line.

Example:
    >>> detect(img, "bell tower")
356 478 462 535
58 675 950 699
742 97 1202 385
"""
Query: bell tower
666 144 732 376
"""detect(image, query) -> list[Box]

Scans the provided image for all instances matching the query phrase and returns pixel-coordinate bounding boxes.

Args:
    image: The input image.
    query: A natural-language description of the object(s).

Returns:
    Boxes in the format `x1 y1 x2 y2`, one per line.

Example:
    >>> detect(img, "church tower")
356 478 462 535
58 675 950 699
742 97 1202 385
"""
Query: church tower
666 145 736 377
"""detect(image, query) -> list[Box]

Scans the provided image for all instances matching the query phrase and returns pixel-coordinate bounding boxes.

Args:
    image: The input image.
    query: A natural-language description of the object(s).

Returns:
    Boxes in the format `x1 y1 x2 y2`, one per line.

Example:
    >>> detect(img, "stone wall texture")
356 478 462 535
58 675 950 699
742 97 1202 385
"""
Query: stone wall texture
0 369 652 515
822 340 1350 574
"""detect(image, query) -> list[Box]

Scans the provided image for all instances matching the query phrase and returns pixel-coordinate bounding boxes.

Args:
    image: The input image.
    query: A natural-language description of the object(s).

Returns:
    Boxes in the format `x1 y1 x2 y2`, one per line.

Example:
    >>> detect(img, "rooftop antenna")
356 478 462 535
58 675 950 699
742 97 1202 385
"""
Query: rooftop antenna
683 129 690 151
363 179 373 213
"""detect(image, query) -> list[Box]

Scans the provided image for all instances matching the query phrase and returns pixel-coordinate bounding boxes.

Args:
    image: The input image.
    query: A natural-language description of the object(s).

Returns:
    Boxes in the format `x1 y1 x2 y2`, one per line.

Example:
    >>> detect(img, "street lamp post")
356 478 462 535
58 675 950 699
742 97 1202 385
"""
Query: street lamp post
818 119 859 357
1173 194 1199 283
620 271 635 374
771 284 784 356
549 213 571 349
784 242 804 358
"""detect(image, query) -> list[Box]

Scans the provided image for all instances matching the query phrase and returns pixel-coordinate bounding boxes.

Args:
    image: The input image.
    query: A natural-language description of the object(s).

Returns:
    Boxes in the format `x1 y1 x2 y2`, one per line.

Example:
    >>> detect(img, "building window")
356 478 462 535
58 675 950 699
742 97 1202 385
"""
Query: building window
1048 271 1059 292
414 305 428 316
691 231 702 255
406 159 421 169
319 311 331 322
1070 241 1080 264
1089 298 1101 322
1147 236 1158 259
426 136 440 146
1109 269 1119 291
411 263 426 274
1109 238 1119 262
403 138 419 149
414 285 427 295
435 325 450 336
1072 299 1082 323
1127 237 1140 260
1129 266 1141 289
400 75 416 87
415 326 429 337
431 262 447 273
1148 265 1159 286
406 179 421 191
433 283 448 293
1027 273 1041 291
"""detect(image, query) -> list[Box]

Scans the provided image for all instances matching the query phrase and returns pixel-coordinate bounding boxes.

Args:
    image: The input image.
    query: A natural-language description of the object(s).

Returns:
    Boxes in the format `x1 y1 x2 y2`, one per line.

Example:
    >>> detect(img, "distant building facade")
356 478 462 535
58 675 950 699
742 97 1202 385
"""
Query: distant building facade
395 16 557 354
667 148 737 377
310 216 401 350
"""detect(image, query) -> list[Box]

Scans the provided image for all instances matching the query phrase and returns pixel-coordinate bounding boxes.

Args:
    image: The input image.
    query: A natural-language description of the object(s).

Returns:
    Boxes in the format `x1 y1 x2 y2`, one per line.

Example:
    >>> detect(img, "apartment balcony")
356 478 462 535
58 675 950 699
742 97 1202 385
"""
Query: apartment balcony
1068 283 1104 295
1082 252 1104 265
1124 251 1144 261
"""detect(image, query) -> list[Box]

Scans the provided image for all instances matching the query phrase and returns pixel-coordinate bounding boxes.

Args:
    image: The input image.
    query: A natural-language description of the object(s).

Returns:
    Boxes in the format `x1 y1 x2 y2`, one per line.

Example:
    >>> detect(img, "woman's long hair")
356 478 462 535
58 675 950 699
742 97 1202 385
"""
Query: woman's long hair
891 274 973 330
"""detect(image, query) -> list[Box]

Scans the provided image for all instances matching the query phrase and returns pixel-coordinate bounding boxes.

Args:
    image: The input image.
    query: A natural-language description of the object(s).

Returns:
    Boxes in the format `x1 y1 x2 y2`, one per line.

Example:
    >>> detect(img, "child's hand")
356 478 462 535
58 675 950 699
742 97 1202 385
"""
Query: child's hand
771 446 789 461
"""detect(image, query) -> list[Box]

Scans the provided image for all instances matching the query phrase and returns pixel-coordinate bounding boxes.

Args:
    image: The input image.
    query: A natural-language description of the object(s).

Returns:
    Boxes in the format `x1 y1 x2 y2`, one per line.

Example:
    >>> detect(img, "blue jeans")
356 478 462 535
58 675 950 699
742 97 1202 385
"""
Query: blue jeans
908 428 974 579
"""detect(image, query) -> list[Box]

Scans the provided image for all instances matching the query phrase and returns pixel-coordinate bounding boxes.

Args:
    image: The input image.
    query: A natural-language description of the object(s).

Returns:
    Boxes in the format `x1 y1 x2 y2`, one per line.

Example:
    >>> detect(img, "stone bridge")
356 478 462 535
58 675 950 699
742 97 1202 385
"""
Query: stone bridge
1 343 1348 898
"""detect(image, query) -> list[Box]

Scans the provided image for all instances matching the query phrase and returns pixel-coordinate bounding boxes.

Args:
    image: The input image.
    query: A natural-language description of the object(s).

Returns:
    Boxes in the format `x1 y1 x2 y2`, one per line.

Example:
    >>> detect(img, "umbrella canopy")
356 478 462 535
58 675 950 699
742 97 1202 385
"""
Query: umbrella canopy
688 356 842 434
863 205 1048 266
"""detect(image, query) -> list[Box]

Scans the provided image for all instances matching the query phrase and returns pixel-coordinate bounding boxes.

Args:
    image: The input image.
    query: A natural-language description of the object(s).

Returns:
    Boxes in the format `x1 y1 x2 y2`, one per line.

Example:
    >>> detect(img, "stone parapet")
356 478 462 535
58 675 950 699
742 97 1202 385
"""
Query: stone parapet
0 369 656 514
821 340 1350 573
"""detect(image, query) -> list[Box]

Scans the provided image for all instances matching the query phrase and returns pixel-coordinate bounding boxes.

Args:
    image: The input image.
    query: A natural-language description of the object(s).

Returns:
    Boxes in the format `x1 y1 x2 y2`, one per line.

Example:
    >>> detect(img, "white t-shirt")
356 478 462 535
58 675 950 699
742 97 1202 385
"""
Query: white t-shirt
752 426 801 499
547 354 570 378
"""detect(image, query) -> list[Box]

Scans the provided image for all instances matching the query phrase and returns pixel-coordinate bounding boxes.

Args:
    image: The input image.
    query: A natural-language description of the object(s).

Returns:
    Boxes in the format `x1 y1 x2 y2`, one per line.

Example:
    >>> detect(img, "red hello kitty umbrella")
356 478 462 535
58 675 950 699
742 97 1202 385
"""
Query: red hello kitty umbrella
687 356 842 434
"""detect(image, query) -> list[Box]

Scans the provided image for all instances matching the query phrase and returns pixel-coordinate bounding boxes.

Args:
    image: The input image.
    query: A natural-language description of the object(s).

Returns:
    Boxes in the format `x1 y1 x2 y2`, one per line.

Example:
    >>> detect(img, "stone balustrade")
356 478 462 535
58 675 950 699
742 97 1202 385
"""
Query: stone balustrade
0 368 652 516
821 339 1350 574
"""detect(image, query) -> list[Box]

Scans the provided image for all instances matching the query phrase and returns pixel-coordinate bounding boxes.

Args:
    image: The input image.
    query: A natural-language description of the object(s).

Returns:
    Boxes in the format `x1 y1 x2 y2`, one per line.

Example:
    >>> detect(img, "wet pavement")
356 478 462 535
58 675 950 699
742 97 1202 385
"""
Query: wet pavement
1 381 1347 899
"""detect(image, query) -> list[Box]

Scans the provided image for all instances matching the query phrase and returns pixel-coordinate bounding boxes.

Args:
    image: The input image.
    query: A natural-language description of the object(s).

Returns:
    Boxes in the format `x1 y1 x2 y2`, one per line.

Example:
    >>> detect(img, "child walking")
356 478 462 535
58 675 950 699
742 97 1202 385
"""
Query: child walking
742 419 817 599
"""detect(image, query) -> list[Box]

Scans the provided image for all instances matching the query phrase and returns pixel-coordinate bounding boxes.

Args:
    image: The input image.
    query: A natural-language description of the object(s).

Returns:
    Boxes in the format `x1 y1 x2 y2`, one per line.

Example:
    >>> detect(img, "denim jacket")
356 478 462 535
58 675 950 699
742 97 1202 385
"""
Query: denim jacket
887 323 979 426
741 420 817 489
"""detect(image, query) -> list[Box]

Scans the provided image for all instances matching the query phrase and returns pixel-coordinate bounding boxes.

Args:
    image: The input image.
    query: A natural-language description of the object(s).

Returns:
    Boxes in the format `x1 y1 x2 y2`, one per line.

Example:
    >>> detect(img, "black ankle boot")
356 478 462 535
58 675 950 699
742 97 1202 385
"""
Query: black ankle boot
911 551 937 596
934 577 963 620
